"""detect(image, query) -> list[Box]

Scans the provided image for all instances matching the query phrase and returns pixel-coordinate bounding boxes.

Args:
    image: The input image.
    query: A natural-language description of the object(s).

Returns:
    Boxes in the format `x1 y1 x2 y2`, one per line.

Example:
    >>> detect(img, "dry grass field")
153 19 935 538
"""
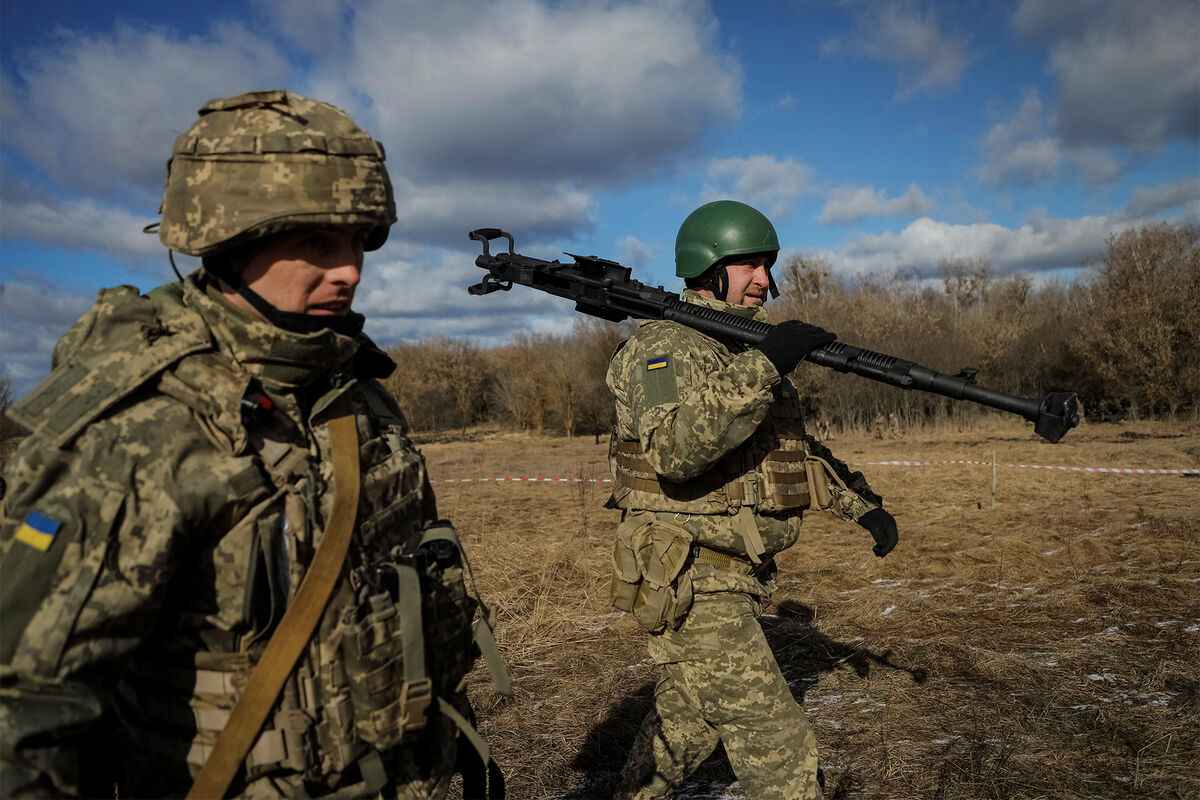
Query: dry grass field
421 417 1200 800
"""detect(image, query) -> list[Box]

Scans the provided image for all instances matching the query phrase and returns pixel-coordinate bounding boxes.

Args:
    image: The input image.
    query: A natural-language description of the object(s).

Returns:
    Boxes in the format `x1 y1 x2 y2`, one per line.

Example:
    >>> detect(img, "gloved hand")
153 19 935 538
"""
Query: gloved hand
857 508 898 557
754 320 837 376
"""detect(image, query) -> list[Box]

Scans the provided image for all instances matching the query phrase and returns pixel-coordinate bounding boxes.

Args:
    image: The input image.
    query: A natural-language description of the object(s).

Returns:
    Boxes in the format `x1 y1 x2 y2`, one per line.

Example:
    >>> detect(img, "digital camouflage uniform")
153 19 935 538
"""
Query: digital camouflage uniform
606 291 882 800
0 90 504 799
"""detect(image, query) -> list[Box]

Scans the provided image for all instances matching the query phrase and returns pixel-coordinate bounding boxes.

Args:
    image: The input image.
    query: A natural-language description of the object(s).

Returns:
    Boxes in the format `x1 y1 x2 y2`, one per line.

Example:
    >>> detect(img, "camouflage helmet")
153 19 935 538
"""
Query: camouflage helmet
158 89 396 257
675 200 779 279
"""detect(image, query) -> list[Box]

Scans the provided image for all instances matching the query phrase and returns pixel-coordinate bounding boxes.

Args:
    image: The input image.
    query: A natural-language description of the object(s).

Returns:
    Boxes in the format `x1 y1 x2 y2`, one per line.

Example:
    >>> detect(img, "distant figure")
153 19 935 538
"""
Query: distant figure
873 411 886 439
816 417 832 441
888 411 901 439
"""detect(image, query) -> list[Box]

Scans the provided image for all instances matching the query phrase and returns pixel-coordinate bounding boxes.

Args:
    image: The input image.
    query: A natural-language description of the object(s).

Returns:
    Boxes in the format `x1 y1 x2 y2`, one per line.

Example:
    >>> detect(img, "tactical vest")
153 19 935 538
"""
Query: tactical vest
610 380 815 517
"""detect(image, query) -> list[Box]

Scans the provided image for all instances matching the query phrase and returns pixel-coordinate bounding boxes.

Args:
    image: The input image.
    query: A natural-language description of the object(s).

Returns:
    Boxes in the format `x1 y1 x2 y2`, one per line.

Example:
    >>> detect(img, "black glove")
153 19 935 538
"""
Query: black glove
754 320 837 375
857 508 898 557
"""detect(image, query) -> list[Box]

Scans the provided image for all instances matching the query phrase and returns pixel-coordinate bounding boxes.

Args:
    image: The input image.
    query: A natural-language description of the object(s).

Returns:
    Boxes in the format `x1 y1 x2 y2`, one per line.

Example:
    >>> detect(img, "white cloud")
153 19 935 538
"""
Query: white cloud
0 198 168 272
616 236 658 268
1 22 291 203
354 246 579 344
822 2 971 99
293 0 742 184
818 179 1200 277
819 183 933 224
976 89 1122 187
702 155 816 218
1012 0 1200 150
1117 178 1200 222
1 0 744 270
389 176 595 246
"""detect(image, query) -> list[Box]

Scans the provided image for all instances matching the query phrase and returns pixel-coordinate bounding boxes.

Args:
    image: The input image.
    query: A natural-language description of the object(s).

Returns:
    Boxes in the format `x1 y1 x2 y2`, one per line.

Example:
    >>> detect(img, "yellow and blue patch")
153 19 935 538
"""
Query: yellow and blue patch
15 510 62 552
646 356 669 371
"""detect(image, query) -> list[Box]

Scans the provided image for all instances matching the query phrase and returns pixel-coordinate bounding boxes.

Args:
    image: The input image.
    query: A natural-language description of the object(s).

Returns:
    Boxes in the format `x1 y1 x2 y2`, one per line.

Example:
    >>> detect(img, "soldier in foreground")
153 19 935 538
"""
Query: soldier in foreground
606 200 898 799
0 90 504 799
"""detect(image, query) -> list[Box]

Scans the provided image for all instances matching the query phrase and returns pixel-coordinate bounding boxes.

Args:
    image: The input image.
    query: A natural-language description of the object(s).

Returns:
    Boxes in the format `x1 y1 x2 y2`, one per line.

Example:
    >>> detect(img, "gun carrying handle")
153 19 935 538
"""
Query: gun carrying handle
468 228 514 257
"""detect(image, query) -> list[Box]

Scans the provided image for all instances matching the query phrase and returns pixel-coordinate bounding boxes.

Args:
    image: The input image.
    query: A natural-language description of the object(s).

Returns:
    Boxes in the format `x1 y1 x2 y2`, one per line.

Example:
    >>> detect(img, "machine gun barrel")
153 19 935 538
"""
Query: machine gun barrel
468 228 1080 443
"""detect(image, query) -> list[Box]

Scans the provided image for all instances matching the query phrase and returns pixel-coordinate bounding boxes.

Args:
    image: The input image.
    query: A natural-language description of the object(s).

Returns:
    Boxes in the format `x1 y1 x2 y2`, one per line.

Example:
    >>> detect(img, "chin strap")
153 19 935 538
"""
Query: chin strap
712 265 729 302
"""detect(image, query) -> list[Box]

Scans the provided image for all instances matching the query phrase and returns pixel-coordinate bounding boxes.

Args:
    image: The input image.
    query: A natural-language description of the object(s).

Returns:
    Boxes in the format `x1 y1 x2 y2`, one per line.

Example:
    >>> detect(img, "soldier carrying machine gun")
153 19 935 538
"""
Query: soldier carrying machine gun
467 227 1080 444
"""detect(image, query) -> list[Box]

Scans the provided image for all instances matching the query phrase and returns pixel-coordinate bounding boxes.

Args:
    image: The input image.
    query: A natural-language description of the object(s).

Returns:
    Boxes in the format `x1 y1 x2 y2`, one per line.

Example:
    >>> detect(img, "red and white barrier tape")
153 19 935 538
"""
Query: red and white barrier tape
858 460 1199 475
433 462 1198 484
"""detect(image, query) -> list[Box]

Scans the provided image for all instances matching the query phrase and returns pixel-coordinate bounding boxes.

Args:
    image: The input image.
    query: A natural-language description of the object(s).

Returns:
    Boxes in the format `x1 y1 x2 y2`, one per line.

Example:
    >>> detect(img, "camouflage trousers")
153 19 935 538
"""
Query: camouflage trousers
615 591 822 800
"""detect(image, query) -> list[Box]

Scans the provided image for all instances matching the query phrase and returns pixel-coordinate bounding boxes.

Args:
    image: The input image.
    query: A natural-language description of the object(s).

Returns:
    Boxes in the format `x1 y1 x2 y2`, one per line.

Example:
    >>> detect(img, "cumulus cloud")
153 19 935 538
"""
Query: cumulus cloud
1 22 291 204
286 0 741 184
701 155 816 218
1116 178 1200 223
822 2 971 99
820 183 933 224
1 0 743 273
1012 0 1200 150
0 198 167 271
390 176 595 247
817 178 1200 278
354 245 579 344
976 89 1121 187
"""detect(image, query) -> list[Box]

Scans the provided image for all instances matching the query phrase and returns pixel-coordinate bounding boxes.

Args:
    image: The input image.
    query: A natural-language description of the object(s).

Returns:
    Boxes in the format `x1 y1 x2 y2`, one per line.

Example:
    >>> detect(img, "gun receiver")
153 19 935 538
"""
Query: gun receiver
468 228 1080 443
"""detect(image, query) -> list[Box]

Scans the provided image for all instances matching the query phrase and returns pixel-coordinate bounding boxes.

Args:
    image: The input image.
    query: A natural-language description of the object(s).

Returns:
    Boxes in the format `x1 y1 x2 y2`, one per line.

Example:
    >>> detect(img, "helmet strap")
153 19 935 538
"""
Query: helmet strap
712 264 729 302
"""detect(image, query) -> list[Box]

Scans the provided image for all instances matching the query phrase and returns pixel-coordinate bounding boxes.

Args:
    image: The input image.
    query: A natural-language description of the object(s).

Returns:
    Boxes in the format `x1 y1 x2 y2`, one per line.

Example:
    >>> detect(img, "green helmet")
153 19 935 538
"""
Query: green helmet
158 89 396 257
674 200 779 279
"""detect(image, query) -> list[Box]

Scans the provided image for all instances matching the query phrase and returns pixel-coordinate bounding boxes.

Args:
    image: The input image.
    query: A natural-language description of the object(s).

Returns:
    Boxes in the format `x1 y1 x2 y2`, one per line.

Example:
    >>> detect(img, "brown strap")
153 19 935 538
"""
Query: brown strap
187 393 360 800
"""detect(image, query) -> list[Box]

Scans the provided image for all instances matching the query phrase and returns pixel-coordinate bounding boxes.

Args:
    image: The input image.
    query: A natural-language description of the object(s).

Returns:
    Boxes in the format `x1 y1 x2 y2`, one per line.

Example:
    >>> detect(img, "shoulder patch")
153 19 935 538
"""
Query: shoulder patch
14 510 62 552
641 353 679 408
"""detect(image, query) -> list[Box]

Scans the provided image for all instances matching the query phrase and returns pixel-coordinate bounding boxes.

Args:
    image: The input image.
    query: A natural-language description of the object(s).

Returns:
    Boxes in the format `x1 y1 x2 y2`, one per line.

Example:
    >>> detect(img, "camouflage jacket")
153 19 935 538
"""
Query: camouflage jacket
0 273 480 798
605 290 881 559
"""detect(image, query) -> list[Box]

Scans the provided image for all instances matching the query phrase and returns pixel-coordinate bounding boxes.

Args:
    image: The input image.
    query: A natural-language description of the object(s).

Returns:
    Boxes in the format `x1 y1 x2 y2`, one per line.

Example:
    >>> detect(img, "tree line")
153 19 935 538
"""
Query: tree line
383 222 1199 436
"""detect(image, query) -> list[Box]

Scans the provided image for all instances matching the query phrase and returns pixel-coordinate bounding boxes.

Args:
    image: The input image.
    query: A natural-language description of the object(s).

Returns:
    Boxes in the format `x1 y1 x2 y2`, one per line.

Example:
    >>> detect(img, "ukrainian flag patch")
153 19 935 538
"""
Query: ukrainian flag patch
646 356 669 371
15 510 62 552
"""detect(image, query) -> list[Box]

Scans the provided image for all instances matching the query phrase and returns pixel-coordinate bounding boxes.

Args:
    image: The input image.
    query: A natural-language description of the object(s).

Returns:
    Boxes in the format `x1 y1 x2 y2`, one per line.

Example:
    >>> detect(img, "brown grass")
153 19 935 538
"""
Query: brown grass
422 418 1200 799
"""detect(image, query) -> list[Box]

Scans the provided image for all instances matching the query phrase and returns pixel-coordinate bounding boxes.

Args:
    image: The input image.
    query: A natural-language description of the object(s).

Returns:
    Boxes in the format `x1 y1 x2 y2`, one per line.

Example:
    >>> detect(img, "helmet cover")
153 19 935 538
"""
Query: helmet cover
159 89 396 257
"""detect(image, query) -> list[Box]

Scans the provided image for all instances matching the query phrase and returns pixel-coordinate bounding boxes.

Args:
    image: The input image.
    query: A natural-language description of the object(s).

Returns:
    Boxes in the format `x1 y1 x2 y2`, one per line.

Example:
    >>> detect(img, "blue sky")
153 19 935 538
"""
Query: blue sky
2 0 1197 396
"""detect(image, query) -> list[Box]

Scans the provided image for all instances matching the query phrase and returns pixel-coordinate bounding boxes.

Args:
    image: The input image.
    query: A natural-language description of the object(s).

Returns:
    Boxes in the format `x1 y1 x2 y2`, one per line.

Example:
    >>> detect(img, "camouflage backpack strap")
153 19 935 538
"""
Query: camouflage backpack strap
7 286 214 449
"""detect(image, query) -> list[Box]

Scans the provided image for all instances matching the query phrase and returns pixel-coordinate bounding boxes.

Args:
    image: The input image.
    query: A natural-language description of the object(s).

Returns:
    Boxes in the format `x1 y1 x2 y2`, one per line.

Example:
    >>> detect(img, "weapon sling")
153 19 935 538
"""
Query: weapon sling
186 393 360 800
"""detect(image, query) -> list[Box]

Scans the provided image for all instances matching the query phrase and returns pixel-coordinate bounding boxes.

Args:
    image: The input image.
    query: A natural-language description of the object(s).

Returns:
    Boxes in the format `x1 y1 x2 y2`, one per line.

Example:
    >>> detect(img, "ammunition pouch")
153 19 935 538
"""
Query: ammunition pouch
610 515 695 633
329 522 481 752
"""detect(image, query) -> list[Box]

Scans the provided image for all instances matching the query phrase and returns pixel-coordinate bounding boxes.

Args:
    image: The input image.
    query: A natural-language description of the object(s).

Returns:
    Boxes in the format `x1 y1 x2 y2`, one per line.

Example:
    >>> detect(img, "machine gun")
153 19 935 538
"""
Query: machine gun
468 228 1080 443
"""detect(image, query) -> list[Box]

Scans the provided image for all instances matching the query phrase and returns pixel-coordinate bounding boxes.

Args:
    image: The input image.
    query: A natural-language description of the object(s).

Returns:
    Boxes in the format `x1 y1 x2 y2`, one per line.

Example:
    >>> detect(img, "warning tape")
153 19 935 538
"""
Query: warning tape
858 460 1200 475
433 462 1199 484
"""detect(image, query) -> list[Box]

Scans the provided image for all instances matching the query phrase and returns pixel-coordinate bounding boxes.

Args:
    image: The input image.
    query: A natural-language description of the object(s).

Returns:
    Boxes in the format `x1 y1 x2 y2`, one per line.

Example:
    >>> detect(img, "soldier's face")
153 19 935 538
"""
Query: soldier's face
721 256 772 307
233 226 370 318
